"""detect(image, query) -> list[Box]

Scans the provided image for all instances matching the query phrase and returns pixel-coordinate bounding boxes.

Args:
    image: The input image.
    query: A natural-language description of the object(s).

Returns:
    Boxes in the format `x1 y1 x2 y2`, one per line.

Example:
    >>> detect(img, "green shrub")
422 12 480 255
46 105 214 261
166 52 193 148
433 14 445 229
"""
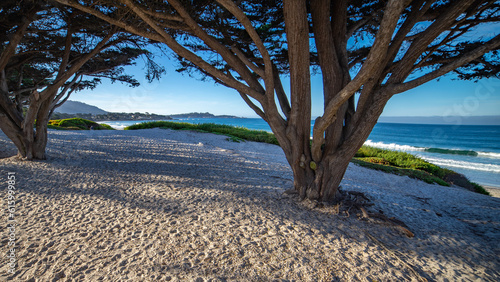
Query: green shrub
354 145 444 176
352 158 450 186
471 182 490 196
352 145 487 193
97 123 114 130
49 118 114 130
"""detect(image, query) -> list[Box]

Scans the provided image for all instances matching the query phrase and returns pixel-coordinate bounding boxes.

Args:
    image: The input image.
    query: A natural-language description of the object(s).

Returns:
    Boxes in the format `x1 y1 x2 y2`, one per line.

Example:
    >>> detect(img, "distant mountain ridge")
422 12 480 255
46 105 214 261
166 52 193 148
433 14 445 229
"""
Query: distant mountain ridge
52 101 239 121
55 100 108 115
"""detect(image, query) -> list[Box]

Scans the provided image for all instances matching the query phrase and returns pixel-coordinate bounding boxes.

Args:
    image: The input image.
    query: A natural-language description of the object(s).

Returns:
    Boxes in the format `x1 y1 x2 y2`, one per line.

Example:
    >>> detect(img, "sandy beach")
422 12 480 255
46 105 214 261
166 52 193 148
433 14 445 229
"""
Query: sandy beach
1 128 499 281
483 185 500 198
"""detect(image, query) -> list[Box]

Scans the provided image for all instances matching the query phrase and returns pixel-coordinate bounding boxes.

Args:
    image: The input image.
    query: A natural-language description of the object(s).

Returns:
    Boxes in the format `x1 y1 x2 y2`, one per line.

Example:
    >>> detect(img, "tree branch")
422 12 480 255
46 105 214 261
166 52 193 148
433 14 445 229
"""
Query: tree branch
387 0 476 84
312 0 407 159
216 0 273 65
216 0 279 118
140 8 183 22
0 8 37 71
52 74 80 106
384 0 433 71
387 34 500 94
224 67 266 120
54 0 167 41
346 11 378 39
239 91 266 121
41 29 117 97
231 46 265 77
57 16 74 79
273 64 291 120
165 0 266 95
49 75 82 117
118 0 265 101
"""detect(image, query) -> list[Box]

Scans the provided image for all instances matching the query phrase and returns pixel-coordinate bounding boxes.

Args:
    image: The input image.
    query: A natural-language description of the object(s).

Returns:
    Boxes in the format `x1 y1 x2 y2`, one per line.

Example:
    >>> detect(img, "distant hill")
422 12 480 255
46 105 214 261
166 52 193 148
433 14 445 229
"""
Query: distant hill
378 115 500 125
52 101 171 121
170 112 240 119
55 100 108 115
52 112 173 121
53 102 240 121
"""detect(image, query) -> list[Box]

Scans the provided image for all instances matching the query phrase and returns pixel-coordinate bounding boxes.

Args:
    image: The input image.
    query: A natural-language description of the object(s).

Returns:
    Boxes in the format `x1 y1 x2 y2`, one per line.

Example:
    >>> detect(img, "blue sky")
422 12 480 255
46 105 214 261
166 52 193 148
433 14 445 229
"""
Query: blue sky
72 57 500 119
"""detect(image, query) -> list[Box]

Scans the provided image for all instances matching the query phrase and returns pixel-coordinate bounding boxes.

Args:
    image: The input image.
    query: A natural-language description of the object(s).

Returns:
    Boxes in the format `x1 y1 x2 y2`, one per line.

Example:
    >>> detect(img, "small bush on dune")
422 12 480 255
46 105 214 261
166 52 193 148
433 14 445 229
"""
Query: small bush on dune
472 182 490 195
353 145 487 194
355 146 443 176
97 123 114 130
49 118 114 130
352 158 450 186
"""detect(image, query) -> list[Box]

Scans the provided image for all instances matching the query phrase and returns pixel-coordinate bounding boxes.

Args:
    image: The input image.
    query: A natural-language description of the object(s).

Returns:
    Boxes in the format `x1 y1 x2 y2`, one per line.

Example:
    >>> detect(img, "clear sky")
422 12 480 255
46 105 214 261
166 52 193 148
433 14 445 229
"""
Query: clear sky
71 55 500 119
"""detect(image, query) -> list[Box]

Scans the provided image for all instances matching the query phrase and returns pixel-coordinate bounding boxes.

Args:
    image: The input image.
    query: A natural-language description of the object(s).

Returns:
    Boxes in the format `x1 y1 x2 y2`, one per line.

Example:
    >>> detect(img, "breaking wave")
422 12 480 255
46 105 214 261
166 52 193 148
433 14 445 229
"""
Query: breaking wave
364 140 500 159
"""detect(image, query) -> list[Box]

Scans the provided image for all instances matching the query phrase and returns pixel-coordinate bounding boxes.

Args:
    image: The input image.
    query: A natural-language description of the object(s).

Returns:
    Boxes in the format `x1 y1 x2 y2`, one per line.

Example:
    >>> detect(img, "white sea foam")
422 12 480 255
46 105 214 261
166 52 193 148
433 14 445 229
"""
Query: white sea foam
98 122 127 130
422 157 500 173
365 140 500 160
364 140 500 173
364 140 424 152
110 125 128 130
477 152 500 159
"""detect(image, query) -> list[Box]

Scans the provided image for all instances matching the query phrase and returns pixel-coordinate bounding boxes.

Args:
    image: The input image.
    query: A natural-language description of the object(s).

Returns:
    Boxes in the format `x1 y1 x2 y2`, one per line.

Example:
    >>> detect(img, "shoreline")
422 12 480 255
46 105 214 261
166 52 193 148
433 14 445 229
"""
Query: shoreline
1 129 499 281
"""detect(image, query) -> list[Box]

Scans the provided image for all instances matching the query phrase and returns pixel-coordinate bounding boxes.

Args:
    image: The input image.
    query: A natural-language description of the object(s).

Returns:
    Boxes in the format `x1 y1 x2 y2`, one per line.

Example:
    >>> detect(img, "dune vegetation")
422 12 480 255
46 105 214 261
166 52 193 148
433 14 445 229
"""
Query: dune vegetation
126 121 278 145
48 118 114 130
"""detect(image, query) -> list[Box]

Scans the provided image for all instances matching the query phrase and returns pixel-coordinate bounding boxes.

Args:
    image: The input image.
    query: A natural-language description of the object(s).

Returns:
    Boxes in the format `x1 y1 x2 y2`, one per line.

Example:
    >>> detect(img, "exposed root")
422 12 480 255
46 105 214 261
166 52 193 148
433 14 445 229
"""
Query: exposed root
290 187 415 238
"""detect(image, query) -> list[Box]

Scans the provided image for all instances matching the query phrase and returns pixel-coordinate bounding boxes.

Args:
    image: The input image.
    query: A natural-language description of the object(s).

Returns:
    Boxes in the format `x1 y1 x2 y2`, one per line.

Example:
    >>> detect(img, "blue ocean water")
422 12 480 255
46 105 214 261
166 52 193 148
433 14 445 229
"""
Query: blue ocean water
103 118 500 188
366 123 500 188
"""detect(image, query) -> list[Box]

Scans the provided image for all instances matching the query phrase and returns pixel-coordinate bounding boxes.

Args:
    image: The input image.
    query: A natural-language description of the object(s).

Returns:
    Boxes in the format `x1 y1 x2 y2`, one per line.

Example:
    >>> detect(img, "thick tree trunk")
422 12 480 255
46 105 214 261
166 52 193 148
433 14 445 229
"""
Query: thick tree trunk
0 117 50 160
282 0 314 200
286 148 352 203
0 116 42 160
279 91 390 203
313 152 353 202
285 140 358 203
32 99 53 160
0 92 55 160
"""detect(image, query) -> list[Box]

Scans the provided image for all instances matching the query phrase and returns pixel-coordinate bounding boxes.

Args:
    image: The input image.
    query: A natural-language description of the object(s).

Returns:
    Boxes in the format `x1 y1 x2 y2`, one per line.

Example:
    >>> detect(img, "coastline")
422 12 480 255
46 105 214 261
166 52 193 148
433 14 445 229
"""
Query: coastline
1 129 499 281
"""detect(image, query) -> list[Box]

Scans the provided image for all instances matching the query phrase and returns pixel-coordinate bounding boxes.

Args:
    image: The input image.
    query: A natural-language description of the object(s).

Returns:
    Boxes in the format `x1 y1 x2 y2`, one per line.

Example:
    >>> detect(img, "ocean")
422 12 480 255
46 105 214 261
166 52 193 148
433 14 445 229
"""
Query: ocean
103 118 500 188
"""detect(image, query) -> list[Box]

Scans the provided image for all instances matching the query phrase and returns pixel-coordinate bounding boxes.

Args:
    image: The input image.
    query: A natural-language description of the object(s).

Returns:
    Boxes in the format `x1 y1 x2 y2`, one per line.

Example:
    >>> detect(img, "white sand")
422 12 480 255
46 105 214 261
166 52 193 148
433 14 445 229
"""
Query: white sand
1 128 499 281
484 185 500 198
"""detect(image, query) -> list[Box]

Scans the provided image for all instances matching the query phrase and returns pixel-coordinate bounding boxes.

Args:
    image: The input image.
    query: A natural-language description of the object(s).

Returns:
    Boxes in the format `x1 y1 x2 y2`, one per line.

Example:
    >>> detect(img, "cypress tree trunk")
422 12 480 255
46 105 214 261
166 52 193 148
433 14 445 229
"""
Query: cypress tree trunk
32 99 54 160
280 90 390 203
0 115 27 158
0 91 57 160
